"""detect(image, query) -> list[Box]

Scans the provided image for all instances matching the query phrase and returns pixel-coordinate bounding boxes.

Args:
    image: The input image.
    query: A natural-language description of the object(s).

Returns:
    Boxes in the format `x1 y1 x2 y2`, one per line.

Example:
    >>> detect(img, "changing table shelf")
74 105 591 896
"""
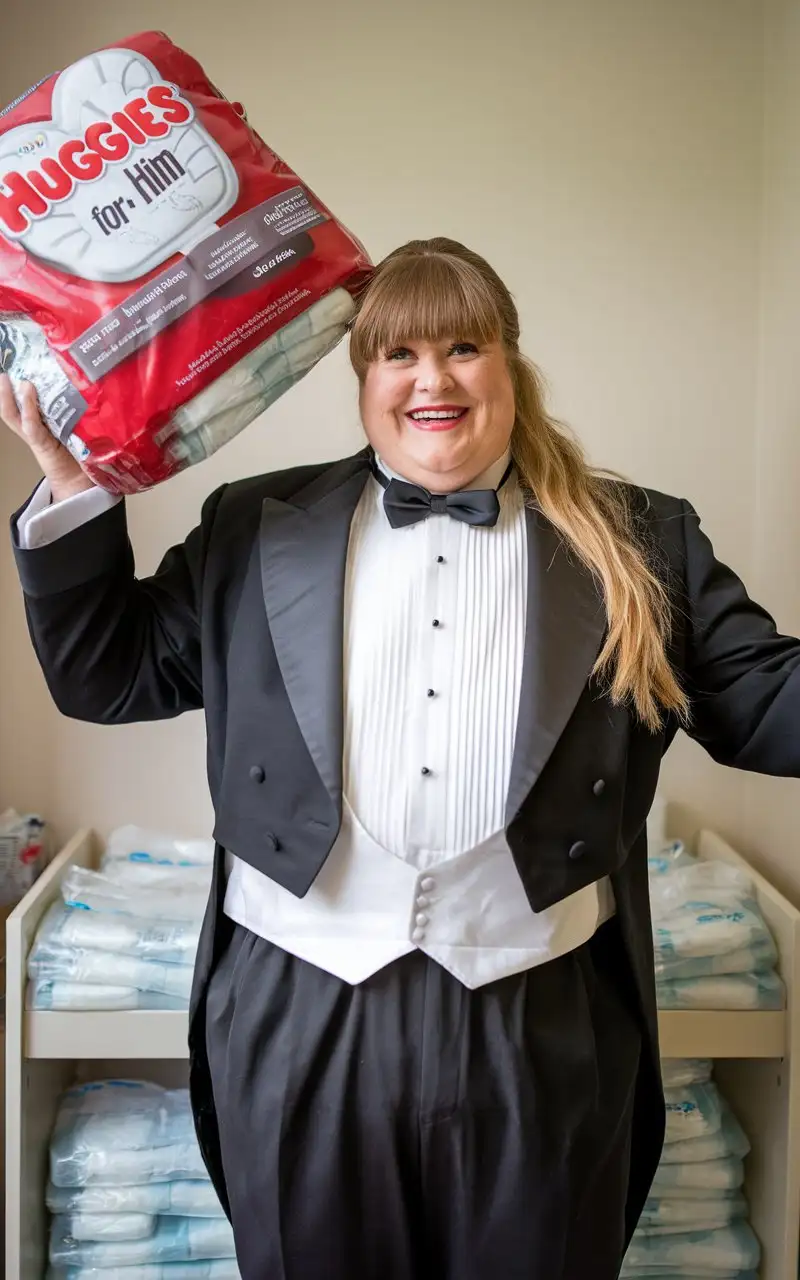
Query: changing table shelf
22 1007 788 1061
6 824 800 1279
12 826 797 1064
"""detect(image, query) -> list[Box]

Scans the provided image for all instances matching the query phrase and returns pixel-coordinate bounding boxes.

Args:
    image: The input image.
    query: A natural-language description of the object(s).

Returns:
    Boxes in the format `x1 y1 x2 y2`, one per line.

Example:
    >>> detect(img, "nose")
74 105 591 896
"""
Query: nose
416 355 454 395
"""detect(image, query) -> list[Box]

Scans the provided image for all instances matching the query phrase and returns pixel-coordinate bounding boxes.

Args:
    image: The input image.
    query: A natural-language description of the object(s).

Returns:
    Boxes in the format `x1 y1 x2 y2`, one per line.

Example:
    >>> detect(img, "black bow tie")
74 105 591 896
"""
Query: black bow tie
372 458 514 530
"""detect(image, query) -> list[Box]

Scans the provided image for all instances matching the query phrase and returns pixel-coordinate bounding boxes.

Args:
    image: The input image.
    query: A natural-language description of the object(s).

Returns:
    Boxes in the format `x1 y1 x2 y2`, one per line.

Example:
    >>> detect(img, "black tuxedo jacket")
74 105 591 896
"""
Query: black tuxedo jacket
11 448 800 1222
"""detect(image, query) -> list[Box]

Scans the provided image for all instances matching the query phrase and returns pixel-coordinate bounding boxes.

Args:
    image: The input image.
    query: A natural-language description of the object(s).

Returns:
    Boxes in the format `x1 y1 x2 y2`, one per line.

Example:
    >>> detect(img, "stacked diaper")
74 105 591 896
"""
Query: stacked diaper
623 1060 760 1279
45 1079 240 1280
27 826 214 1011
649 842 783 1011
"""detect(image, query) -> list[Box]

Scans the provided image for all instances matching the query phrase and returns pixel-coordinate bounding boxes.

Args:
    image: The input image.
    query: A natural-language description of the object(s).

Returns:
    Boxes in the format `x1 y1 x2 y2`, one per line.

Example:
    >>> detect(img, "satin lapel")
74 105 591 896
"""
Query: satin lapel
505 504 607 825
259 453 372 809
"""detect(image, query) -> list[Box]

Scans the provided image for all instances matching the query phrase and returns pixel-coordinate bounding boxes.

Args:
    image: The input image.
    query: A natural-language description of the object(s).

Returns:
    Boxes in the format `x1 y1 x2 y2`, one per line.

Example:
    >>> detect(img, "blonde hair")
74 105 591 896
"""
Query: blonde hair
349 237 688 732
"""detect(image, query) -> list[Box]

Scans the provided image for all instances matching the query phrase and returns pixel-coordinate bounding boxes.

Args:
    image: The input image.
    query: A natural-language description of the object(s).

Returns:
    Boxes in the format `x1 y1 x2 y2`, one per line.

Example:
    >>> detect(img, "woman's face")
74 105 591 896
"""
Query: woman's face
359 337 516 492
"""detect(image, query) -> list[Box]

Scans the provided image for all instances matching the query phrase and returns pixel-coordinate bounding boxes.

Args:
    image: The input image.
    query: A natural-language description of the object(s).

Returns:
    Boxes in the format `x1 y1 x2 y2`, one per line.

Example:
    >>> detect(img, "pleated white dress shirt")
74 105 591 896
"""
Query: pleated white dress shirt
17 454 614 988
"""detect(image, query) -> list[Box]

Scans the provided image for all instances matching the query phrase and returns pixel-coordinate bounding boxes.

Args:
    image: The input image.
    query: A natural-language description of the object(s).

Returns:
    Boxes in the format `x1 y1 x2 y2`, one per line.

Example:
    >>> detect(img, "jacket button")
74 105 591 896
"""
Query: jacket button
265 832 281 851
568 840 587 860
249 765 265 784
592 779 606 797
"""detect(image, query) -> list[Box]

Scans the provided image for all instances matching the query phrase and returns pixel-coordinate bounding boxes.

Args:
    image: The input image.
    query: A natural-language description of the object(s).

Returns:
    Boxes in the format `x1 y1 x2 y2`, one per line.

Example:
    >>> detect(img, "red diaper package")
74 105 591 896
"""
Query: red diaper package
0 31 372 492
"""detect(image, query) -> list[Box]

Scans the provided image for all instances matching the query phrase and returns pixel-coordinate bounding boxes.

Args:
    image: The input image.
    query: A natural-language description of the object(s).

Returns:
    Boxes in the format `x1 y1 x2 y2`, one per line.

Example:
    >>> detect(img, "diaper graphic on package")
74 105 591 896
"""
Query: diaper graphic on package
0 31 372 492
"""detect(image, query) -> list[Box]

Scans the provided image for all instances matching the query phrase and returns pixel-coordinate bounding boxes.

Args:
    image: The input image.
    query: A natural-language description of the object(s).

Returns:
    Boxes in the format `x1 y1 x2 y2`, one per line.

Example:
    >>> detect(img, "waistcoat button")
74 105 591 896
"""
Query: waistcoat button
249 765 265 784
592 779 606 797
568 840 587 860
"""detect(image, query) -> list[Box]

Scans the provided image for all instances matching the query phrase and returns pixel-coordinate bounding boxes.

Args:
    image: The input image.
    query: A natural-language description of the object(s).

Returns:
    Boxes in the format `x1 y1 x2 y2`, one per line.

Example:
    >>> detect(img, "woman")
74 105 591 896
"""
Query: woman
6 238 800 1280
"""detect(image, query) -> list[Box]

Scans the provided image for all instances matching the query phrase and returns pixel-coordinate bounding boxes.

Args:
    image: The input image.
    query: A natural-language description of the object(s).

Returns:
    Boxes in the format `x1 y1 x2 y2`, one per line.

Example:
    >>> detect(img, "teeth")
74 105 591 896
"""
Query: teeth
410 410 465 420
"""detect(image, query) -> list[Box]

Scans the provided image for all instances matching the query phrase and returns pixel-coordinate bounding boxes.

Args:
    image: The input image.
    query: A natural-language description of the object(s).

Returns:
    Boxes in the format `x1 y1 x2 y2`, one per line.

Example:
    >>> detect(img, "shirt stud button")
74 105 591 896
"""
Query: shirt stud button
421 766 432 777
436 556 445 564
427 688 435 698
249 765 265 784
568 840 587 861
593 779 606 797
432 619 441 628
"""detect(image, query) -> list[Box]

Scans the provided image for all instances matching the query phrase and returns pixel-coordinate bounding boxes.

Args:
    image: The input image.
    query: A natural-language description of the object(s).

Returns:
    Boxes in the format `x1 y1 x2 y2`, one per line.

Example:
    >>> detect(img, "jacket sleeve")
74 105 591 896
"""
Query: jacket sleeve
9 483 227 724
681 499 800 775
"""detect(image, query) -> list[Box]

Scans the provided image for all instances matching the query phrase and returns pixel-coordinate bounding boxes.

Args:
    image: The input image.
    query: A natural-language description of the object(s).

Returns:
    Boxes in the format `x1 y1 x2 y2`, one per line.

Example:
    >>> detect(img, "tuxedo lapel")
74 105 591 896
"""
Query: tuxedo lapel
259 452 372 810
505 504 607 825
261 454 606 829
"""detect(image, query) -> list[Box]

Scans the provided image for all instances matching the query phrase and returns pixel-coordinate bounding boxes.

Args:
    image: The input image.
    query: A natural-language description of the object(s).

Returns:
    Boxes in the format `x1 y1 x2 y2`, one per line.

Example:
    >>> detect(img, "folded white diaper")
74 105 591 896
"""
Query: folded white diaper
651 1157 745 1194
49 1214 236 1268
659 1109 750 1165
30 899 201 966
28 907 194 1000
50 1082 206 1187
48 1179 223 1217
657 970 784 1010
637 1191 747 1233
622 1222 760 1273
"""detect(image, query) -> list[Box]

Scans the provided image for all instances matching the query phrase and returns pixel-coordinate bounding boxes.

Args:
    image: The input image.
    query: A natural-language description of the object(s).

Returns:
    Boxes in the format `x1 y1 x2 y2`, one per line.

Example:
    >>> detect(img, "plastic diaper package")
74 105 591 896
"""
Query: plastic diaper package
622 1222 761 1273
49 1214 236 1268
25 824 215 1010
636 1190 747 1233
45 1081 236 1277
47 1178 225 1218
648 849 784 1011
103 825 215 867
659 1106 751 1167
0 30 372 493
49 1081 205 1187
624 1066 760 1280
61 864 209 922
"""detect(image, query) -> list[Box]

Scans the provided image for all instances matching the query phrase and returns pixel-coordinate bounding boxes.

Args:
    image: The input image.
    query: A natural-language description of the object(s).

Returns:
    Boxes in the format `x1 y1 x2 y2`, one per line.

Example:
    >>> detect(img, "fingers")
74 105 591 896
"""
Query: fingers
18 379 51 447
0 374 51 448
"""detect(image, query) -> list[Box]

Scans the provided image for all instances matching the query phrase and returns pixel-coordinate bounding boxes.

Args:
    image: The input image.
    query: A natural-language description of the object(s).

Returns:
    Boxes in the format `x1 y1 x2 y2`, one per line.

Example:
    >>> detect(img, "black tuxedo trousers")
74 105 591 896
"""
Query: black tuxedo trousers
205 915 640 1280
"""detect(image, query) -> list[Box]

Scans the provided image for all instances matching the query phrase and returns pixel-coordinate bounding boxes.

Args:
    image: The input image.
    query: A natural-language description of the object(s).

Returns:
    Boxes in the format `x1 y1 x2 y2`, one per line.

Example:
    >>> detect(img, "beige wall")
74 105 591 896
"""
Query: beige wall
735 0 800 901
0 1 778 855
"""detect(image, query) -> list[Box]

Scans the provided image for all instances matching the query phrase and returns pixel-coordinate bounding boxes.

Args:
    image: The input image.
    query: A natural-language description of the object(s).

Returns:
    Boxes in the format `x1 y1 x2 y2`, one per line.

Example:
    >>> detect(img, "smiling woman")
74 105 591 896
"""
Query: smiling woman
357 335 516 492
349 236 686 732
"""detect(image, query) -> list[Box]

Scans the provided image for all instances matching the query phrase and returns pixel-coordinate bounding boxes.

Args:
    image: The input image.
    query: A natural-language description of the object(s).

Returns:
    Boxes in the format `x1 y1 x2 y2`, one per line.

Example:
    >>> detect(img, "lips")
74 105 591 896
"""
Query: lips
406 405 469 431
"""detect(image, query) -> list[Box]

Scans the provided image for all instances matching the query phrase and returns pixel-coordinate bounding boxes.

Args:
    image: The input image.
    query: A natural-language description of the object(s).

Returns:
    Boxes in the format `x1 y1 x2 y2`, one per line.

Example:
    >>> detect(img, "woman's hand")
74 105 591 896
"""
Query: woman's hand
0 373 94 502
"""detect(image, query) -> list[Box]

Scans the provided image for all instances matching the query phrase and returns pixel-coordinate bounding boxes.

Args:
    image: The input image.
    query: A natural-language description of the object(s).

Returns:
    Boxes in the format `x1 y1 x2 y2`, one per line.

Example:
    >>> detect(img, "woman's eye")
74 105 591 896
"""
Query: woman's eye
386 347 413 361
450 342 479 356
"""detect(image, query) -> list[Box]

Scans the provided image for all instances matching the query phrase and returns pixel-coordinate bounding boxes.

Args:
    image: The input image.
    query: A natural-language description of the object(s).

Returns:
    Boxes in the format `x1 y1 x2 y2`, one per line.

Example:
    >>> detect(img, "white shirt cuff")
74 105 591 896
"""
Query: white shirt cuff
16 480 121 550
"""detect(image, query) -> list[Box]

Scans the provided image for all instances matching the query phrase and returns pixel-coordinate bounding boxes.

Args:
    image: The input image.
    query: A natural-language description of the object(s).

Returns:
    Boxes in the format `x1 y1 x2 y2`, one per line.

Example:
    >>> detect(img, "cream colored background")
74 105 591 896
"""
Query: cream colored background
0 0 798 893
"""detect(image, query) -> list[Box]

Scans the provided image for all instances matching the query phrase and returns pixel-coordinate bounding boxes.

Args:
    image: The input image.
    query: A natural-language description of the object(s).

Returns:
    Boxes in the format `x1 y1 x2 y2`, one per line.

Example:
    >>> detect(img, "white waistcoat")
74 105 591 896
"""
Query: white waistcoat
224 801 615 989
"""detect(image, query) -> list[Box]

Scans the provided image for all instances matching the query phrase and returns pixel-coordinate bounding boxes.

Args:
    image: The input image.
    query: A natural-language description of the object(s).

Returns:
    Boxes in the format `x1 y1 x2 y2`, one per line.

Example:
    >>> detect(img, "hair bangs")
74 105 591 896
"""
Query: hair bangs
350 252 503 374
